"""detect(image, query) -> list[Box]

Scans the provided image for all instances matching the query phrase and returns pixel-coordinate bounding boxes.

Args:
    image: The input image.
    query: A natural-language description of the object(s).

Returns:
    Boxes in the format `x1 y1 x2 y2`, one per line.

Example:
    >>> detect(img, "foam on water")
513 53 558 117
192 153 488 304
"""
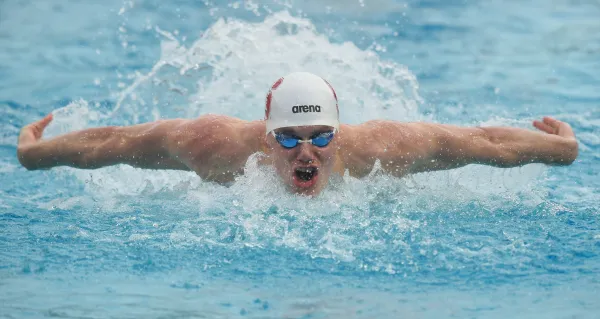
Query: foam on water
109 11 423 123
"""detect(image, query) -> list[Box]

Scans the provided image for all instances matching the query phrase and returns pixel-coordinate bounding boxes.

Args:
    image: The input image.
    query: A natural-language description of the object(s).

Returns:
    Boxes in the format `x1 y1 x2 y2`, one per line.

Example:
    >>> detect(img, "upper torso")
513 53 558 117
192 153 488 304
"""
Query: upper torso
175 115 417 184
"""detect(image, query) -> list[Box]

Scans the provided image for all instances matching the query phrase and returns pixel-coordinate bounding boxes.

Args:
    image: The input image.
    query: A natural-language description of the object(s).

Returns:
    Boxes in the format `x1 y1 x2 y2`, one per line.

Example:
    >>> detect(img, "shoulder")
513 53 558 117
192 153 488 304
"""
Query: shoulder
168 114 266 171
347 120 454 145
167 114 260 143
337 120 416 152
183 114 244 134
336 121 433 177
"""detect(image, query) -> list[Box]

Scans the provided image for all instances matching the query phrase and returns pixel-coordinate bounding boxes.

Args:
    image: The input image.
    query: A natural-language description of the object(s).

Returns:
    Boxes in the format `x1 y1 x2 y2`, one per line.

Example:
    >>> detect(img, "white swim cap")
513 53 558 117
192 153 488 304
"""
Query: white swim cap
265 72 339 134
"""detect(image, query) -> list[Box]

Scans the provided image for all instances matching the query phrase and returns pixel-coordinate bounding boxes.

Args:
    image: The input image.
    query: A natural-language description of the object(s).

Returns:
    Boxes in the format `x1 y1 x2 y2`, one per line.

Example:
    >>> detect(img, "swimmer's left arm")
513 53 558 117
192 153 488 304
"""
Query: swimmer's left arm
403 117 579 173
362 117 578 175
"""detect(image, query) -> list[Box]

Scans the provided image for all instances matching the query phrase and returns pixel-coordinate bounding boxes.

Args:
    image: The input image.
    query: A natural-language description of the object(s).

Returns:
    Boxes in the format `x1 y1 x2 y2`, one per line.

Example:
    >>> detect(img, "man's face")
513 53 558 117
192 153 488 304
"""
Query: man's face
268 125 338 196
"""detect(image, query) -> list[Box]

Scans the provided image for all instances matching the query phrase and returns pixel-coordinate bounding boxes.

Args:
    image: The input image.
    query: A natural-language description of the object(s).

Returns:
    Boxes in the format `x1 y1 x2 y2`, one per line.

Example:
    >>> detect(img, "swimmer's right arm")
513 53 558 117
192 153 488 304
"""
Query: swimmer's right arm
17 114 221 171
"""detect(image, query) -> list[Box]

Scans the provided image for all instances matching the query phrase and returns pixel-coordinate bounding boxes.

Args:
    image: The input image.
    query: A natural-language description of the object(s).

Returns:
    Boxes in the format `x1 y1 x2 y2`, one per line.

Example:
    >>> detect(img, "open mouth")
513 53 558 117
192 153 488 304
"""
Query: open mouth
294 166 318 182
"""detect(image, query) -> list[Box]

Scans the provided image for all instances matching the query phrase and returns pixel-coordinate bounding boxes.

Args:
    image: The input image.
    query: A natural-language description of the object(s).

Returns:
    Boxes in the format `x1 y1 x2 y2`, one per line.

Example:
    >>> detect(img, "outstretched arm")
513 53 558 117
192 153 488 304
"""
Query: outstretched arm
17 113 194 171
356 117 578 176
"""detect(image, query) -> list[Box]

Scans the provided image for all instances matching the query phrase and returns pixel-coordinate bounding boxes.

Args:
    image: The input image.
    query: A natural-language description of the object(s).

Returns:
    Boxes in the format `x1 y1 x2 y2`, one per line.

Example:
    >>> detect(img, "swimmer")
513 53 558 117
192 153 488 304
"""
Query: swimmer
17 72 578 196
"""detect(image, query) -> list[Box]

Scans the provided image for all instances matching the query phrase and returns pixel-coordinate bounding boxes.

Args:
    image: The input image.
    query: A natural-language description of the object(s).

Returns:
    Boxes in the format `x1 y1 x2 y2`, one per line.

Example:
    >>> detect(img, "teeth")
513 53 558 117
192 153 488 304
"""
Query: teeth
296 167 316 172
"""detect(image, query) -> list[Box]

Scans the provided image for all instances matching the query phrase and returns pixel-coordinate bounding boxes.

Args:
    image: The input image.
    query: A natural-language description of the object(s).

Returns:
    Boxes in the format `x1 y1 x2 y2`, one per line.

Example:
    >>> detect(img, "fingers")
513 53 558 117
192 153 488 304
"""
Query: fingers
542 116 561 128
557 120 576 139
31 113 53 134
533 120 555 134
21 113 54 143
35 113 54 130
535 116 576 139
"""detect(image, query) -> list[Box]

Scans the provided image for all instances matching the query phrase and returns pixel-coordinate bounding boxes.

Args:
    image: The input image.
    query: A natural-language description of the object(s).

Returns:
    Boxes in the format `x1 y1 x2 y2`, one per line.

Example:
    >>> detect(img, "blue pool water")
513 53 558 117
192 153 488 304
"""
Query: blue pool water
1 0 599 317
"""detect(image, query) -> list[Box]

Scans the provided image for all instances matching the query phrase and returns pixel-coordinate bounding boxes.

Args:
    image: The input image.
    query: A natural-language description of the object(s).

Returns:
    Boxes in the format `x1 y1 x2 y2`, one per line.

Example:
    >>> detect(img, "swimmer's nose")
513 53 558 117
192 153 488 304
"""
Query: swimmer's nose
296 142 316 164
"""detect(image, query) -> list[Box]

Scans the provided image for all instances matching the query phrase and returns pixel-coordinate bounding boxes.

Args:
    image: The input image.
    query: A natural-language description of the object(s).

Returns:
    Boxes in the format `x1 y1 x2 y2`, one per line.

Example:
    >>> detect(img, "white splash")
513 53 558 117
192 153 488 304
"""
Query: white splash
109 10 424 125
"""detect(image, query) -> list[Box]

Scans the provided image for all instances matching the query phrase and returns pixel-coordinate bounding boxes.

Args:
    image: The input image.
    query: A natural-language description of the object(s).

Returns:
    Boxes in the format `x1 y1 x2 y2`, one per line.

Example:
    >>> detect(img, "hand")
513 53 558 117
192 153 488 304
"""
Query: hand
17 114 53 168
532 116 578 164
18 113 53 147
532 116 575 139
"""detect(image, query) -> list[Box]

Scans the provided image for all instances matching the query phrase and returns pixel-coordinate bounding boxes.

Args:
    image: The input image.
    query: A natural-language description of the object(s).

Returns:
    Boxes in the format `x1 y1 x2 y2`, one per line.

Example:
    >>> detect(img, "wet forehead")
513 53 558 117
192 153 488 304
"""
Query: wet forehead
276 125 334 136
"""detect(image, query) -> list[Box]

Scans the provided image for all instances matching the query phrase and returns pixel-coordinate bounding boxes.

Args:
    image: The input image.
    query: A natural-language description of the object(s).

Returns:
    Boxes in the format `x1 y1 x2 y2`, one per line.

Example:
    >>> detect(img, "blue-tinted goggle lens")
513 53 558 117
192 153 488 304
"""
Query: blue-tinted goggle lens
275 131 335 149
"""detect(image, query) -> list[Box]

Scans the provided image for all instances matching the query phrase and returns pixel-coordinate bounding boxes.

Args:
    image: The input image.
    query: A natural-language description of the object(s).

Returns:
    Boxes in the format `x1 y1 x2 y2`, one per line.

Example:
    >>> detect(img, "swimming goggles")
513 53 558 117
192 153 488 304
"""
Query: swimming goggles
273 130 335 149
